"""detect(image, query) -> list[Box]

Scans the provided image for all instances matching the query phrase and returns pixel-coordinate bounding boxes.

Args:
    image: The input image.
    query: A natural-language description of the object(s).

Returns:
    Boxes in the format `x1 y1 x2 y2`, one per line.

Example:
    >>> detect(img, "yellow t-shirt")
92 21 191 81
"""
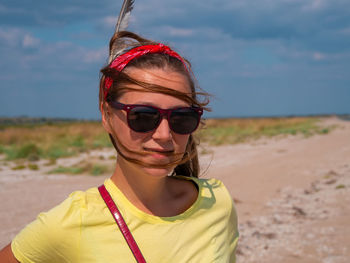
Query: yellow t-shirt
12 177 239 263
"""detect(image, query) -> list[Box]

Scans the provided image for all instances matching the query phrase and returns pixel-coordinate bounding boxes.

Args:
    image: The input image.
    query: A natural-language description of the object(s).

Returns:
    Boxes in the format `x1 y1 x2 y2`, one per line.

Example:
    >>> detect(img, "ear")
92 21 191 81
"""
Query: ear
101 103 113 134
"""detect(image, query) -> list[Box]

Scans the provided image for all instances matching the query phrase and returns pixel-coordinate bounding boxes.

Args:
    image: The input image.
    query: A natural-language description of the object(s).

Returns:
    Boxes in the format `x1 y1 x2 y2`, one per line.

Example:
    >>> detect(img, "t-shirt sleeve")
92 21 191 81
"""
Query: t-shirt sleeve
11 191 84 263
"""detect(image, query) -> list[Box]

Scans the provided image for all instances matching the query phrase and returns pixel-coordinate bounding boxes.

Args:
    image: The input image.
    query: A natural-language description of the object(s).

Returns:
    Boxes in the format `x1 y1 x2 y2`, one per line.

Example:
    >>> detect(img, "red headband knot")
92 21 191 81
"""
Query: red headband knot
104 43 188 100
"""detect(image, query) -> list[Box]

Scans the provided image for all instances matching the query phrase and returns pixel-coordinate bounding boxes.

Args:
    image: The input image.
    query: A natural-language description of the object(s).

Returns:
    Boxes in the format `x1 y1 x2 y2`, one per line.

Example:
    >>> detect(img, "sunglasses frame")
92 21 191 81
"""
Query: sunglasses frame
108 101 203 134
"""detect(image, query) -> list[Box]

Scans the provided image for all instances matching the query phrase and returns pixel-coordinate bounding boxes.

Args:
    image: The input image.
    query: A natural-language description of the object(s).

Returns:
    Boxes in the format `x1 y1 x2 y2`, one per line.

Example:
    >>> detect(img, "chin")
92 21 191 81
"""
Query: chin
142 166 174 178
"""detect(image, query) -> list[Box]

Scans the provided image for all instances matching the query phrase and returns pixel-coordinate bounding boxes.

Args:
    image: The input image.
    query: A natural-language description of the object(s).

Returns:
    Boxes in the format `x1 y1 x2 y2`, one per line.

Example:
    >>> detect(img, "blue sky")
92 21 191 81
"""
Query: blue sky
1 0 349 118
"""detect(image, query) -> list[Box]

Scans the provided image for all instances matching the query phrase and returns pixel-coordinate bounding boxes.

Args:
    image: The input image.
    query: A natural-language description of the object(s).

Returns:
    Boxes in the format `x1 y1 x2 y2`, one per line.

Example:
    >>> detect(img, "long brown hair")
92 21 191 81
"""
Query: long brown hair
99 31 209 178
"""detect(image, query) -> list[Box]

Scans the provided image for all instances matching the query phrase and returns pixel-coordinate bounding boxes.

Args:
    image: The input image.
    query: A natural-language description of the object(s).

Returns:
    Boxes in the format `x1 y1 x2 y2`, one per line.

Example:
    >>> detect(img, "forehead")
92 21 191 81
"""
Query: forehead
123 67 191 94
118 67 192 107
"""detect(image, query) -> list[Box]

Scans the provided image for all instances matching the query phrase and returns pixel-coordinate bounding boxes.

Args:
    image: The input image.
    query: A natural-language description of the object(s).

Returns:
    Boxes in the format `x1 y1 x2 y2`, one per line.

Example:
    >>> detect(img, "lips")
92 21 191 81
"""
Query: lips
144 147 174 154
144 148 174 157
147 148 173 153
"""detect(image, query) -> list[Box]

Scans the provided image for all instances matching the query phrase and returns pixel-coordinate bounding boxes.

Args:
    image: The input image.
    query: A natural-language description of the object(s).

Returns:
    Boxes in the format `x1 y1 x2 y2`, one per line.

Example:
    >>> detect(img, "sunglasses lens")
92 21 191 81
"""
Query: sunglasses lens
128 106 160 132
170 108 200 134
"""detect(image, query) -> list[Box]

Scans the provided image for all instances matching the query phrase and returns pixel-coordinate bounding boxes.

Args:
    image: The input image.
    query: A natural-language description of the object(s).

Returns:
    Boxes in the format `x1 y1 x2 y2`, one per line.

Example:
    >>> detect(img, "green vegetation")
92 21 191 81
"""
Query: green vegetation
11 163 39 170
28 163 39 170
91 164 108 176
12 164 26 170
48 166 84 175
335 184 346 189
48 163 109 176
44 159 57 166
197 117 335 145
0 121 112 161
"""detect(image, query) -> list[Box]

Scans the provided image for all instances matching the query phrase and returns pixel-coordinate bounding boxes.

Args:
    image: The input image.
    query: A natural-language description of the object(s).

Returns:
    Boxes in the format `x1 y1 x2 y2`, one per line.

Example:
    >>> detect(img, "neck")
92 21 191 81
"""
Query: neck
110 157 172 214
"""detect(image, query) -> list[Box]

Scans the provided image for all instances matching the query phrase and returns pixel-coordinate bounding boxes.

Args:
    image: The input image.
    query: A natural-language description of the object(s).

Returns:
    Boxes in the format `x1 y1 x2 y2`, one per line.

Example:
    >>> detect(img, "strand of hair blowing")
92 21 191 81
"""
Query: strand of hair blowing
108 131 198 171
173 135 199 177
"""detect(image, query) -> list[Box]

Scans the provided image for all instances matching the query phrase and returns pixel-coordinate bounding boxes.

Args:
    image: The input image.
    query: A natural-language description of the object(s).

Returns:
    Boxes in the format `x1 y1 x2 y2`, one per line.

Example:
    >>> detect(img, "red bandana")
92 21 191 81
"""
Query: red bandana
104 43 188 100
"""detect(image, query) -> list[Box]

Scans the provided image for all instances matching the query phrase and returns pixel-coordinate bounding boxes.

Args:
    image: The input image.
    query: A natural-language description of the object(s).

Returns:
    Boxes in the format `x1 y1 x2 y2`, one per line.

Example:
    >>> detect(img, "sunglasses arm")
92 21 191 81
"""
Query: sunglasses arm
109 101 129 111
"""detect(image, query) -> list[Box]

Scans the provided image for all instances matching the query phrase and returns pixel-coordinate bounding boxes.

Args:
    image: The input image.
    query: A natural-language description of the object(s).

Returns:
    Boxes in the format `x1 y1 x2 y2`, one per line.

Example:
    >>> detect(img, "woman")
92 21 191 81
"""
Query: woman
0 31 239 262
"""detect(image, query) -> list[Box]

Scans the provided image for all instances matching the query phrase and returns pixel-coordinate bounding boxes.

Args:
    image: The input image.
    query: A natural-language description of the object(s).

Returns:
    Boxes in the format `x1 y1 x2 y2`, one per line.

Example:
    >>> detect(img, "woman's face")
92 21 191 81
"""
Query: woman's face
103 67 192 177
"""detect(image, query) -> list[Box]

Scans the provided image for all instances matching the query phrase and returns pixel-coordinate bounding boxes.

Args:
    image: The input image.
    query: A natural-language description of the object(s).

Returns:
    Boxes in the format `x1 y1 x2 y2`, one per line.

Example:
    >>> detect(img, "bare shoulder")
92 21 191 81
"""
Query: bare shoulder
0 244 20 263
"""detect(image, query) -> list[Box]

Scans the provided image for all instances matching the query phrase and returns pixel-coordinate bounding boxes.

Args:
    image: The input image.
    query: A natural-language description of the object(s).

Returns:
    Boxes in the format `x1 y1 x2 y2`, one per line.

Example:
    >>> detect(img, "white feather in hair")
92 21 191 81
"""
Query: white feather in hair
115 0 134 32
109 0 135 63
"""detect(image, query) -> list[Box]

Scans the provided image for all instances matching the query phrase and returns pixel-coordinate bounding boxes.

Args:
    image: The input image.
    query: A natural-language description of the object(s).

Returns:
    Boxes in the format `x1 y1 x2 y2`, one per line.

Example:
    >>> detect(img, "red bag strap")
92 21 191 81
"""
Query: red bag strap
98 185 146 263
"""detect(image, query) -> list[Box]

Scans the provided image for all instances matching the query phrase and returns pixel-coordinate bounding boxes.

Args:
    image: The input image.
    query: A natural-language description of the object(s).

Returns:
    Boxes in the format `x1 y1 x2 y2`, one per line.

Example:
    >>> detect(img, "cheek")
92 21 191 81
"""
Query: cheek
109 113 146 149
174 134 190 152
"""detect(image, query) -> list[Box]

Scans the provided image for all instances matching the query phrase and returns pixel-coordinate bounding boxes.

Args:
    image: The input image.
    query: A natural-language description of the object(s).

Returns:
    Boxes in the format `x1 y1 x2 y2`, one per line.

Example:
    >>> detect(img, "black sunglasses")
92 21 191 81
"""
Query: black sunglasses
109 101 203 135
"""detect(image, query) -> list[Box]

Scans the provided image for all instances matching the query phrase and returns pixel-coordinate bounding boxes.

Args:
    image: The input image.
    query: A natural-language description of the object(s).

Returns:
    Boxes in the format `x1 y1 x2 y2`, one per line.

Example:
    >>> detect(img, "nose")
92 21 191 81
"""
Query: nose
152 116 172 141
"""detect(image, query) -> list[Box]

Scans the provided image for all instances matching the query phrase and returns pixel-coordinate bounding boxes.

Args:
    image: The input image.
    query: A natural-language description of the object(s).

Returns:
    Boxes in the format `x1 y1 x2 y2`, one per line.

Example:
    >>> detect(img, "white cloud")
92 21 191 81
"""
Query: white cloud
338 27 350 35
102 16 116 28
0 28 21 45
302 0 327 11
83 47 107 63
166 27 194 37
0 28 41 49
22 34 40 48
313 52 325 61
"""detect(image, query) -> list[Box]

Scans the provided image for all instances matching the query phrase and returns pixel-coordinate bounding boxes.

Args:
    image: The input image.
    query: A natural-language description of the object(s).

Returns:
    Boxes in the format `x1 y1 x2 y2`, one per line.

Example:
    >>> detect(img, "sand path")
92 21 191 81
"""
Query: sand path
0 117 349 262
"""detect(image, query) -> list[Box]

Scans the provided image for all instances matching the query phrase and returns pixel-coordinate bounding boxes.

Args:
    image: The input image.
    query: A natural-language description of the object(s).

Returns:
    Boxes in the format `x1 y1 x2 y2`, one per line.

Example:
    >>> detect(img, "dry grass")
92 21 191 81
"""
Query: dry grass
48 162 110 176
197 117 333 145
0 122 107 145
0 122 112 160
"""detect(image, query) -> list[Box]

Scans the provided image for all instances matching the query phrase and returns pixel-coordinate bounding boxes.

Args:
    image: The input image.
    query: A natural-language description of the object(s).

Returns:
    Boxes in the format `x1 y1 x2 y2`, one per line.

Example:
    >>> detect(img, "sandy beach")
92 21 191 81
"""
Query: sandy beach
0 117 349 262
